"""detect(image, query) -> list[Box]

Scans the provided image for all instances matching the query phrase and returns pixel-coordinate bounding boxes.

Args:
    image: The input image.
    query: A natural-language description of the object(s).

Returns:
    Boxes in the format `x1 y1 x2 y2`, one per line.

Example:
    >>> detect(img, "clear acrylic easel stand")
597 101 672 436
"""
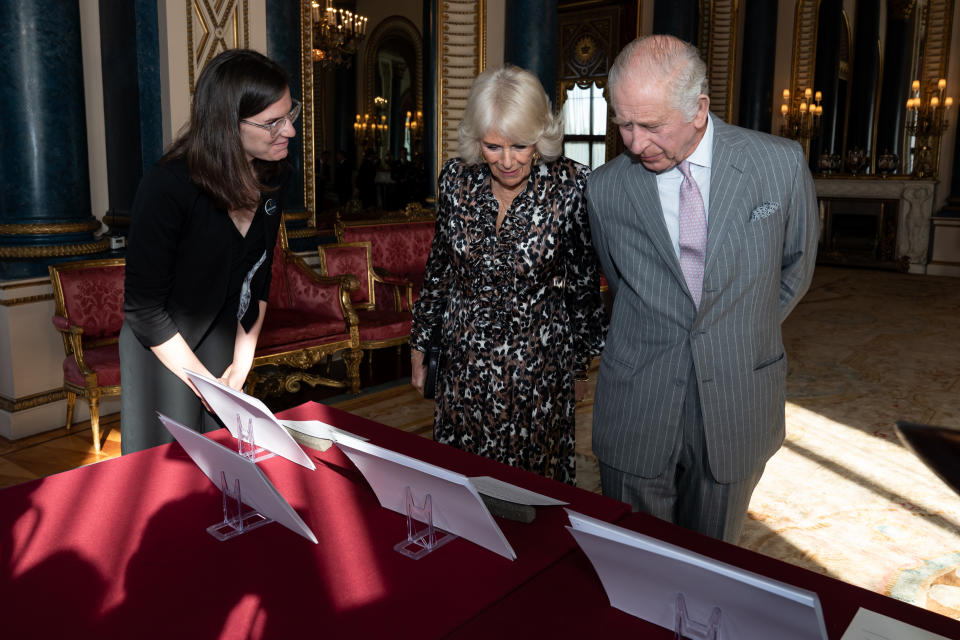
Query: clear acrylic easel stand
236 415 274 463
392 486 457 559
674 592 722 640
206 471 273 541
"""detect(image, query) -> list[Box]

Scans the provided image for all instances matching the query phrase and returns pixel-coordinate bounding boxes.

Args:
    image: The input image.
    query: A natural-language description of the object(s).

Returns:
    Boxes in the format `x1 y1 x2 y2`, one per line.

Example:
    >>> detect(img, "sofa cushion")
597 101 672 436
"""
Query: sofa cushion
63 344 121 387
356 309 412 343
343 220 434 281
258 308 348 350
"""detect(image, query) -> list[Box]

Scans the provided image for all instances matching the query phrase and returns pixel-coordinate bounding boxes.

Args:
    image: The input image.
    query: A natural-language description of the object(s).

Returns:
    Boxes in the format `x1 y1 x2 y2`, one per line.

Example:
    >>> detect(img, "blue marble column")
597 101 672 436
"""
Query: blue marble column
809 0 843 170
423 0 437 202
846 2 881 172
875 6 914 171
0 2 106 279
737 0 778 132
653 0 699 45
267 0 306 215
504 0 558 101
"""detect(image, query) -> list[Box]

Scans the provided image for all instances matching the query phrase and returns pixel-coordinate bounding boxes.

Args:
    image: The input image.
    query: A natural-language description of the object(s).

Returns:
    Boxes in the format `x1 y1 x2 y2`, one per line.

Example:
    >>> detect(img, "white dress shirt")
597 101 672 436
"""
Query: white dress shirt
655 114 714 260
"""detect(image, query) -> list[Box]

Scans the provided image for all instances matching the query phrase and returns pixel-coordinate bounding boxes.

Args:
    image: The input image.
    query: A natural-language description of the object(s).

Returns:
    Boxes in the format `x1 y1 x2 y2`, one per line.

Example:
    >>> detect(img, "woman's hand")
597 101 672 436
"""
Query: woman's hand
575 379 589 403
219 363 248 391
411 348 427 397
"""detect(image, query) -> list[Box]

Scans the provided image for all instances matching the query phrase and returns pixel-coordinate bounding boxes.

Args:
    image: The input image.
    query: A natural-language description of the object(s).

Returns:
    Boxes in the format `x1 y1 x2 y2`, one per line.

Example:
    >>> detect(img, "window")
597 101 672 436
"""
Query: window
561 82 607 169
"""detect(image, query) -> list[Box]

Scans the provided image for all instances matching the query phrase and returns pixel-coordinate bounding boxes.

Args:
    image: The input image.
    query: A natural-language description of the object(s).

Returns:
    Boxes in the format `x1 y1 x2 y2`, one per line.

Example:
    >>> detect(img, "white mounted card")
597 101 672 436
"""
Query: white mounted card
566 510 827 640
279 419 369 443
334 434 517 560
185 370 315 470
468 476 567 506
159 413 318 543
840 607 951 640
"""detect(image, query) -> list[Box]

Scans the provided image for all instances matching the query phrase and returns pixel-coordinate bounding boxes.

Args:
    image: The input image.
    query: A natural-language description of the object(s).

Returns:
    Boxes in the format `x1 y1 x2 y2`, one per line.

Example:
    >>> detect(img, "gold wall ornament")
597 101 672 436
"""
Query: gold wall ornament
0 293 54 308
0 389 68 413
0 220 101 235
186 0 249 92
698 0 739 123
437 0 485 168
0 239 110 259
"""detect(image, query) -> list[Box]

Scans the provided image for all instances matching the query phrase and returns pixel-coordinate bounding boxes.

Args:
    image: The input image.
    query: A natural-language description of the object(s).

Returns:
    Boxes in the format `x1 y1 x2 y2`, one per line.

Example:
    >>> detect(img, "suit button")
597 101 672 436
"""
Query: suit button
675 379 684 387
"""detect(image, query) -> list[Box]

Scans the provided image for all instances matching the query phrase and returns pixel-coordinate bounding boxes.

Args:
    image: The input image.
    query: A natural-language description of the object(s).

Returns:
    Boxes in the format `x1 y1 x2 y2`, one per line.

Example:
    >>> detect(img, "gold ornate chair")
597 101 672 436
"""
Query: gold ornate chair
48 258 125 453
317 241 413 382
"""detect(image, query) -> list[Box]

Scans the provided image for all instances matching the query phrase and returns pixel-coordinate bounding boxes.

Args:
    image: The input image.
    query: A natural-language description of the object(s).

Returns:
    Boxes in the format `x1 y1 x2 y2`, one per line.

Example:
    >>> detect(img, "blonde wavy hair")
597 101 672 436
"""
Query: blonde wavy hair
457 65 564 164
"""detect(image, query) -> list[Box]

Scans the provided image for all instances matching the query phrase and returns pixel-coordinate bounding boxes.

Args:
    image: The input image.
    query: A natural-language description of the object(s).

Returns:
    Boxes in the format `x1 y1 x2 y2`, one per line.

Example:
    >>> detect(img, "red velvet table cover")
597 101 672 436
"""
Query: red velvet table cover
447 511 960 639
0 402 628 639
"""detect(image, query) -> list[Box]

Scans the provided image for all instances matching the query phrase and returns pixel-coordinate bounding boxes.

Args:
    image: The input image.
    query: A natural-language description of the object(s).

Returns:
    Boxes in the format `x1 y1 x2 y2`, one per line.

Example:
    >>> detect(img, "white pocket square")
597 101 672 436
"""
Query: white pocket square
750 201 780 221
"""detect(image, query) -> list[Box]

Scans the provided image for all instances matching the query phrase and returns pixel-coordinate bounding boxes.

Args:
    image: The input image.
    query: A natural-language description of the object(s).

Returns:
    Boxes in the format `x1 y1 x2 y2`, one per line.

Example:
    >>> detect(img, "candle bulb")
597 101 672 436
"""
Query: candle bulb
912 80 921 92
938 79 947 91
815 91 822 102
804 88 812 100
946 97 954 110
799 102 807 113
931 96 940 108
782 89 790 100
781 103 788 116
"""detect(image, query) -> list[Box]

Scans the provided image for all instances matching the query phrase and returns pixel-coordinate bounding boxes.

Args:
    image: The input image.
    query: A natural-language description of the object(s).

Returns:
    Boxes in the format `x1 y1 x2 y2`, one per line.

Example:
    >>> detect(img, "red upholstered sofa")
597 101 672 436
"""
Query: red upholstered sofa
334 213 435 311
317 241 413 382
248 221 363 396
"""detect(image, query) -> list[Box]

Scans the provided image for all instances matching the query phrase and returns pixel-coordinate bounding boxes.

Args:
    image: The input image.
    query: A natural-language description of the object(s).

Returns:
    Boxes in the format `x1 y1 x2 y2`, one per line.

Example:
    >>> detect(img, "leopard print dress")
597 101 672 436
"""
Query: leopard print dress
410 157 606 484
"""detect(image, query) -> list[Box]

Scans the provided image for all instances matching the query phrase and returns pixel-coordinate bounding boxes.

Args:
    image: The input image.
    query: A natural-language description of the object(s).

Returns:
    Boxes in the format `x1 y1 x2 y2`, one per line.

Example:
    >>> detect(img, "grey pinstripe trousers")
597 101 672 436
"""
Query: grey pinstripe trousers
598 368 766 544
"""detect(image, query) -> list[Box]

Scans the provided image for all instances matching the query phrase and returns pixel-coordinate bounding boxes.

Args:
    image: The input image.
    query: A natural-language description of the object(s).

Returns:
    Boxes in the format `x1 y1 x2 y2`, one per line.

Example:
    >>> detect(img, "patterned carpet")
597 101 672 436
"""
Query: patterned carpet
575 266 960 620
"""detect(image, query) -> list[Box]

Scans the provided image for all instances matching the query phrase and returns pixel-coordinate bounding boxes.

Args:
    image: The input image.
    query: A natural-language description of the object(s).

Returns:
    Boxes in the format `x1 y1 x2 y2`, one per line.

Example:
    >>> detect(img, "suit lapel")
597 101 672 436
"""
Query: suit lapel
620 158 688 290
705 117 751 275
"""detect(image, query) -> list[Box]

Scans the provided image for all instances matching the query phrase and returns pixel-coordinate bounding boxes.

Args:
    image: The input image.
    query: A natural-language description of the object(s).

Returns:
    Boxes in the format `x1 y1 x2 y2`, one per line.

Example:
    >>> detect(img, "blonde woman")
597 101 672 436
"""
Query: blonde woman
410 65 605 484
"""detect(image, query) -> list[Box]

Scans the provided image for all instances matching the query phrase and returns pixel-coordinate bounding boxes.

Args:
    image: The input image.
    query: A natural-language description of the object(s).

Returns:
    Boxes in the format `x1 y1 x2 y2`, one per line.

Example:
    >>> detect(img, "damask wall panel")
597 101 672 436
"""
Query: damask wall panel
187 0 250 90
437 0 484 167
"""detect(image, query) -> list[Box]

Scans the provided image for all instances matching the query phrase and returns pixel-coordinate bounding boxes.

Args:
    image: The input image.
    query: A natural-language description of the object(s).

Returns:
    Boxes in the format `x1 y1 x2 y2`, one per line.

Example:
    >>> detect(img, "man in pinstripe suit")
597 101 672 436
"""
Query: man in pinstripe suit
586 35 819 543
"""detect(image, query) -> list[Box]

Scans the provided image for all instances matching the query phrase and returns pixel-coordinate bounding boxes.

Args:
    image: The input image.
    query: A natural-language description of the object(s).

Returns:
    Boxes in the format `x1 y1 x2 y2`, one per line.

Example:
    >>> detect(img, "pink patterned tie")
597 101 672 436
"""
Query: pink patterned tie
677 160 706 308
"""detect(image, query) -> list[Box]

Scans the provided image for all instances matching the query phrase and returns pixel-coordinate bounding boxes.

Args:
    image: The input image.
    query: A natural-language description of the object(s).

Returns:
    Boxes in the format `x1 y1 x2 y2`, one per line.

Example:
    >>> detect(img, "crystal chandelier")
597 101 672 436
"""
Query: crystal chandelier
310 0 368 69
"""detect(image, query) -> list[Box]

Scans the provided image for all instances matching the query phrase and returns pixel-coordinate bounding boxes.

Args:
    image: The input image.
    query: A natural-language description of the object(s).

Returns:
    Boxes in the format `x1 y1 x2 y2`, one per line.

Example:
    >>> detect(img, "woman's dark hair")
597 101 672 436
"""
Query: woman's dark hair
163 49 291 211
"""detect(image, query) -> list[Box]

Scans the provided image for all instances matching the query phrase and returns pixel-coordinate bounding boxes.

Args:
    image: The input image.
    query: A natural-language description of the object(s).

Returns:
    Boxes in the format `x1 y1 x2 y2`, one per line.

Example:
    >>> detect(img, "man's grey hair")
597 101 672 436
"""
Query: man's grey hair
607 35 708 121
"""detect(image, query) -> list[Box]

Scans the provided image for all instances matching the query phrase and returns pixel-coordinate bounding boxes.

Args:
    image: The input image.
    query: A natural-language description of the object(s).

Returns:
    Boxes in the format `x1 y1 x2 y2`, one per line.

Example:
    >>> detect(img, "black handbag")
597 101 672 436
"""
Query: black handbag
423 325 443 400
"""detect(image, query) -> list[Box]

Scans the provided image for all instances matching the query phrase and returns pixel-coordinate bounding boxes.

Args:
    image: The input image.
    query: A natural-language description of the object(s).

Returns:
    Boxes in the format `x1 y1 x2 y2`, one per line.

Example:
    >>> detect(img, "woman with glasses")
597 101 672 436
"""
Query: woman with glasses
120 49 300 453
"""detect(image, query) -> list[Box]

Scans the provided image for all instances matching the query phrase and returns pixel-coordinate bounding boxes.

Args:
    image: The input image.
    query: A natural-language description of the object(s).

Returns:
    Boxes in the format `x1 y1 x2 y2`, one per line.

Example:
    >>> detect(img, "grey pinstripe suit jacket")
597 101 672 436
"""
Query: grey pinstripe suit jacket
586 116 819 484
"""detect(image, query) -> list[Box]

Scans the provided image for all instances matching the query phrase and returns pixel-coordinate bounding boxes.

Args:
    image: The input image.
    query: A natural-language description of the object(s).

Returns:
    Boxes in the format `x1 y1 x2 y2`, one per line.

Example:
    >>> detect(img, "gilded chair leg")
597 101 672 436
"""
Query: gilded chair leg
343 348 363 395
65 392 77 431
89 396 102 454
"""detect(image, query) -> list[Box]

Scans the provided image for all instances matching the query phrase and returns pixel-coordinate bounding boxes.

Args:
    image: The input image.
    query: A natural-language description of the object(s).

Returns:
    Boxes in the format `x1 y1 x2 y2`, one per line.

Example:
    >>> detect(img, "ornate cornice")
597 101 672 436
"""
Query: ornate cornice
0 389 67 413
0 239 110 259
0 293 54 307
0 220 101 235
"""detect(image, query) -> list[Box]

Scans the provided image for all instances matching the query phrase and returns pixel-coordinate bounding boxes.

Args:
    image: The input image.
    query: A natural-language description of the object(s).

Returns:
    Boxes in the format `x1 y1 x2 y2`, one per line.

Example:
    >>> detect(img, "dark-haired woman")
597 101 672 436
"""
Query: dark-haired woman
120 49 299 453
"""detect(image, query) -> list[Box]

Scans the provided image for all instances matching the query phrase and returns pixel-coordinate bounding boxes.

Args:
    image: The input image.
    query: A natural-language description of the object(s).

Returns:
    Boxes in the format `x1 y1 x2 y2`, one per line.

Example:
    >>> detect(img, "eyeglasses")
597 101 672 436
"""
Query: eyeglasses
240 98 301 139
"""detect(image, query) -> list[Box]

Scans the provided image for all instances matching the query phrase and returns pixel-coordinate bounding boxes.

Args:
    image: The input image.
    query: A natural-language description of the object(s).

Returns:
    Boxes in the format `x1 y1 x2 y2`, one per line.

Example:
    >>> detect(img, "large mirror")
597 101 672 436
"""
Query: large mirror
301 5 426 229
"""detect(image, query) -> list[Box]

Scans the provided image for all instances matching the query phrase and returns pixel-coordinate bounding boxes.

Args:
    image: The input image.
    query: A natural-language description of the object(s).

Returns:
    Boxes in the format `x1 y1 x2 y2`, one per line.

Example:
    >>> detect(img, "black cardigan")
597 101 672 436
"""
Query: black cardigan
123 157 283 350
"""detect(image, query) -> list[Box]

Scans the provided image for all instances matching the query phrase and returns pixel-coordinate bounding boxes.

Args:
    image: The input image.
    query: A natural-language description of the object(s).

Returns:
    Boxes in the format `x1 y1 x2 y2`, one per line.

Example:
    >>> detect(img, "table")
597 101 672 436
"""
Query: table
448 511 960 638
0 402 628 639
